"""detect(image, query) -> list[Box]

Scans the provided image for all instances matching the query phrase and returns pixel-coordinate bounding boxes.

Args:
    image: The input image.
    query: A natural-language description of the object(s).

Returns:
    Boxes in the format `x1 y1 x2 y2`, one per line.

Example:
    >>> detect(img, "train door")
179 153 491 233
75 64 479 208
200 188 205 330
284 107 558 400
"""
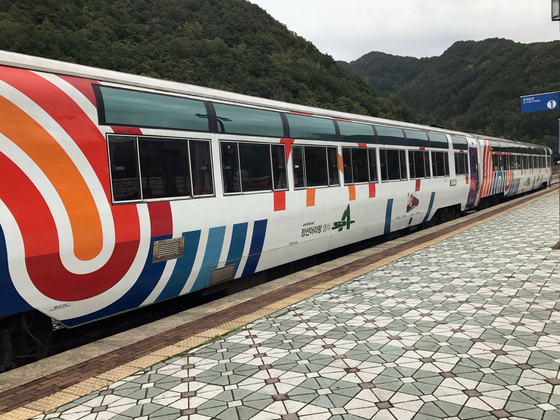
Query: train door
465 140 479 210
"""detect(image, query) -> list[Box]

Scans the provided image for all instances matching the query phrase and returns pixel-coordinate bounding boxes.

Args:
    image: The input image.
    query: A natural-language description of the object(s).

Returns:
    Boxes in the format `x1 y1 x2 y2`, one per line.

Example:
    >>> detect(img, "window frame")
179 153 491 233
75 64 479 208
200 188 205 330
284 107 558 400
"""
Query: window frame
342 146 379 185
107 134 215 204
454 151 469 175
379 148 408 182
431 150 450 177
292 144 339 189
408 149 431 179
220 140 288 195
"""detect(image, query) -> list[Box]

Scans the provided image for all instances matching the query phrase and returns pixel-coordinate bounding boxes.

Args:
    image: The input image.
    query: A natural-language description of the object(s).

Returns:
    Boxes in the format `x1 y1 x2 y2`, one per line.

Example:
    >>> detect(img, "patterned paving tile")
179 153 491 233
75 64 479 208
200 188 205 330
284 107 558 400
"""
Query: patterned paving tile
34 193 560 419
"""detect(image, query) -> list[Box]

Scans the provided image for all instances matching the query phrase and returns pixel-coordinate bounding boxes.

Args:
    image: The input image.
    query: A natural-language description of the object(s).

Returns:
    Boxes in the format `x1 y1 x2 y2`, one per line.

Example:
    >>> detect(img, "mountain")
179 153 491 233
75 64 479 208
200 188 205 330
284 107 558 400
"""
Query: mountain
0 0 423 124
344 39 560 151
339 52 435 93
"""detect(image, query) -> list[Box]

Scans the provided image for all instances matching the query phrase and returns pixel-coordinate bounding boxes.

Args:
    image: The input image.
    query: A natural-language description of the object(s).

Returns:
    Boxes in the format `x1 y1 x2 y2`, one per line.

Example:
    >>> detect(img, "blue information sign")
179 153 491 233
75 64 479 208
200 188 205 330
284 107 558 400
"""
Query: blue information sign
521 92 560 113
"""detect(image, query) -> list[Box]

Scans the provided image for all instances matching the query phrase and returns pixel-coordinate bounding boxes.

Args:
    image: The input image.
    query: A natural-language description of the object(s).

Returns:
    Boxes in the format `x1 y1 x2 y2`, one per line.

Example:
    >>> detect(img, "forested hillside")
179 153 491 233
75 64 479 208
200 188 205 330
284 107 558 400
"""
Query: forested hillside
339 52 435 93
344 38 560 150
0 0 422 123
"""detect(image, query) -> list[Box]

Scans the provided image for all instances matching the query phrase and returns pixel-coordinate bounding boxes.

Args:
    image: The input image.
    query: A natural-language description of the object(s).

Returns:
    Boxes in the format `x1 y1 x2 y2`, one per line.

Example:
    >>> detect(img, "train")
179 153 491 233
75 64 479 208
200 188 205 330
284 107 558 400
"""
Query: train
0 51 553 369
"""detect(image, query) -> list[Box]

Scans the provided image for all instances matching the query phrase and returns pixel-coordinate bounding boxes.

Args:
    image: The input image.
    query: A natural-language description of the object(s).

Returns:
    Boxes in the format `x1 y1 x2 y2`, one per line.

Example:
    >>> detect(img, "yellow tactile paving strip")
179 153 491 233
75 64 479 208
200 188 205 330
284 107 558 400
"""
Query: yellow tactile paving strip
0 187 556 420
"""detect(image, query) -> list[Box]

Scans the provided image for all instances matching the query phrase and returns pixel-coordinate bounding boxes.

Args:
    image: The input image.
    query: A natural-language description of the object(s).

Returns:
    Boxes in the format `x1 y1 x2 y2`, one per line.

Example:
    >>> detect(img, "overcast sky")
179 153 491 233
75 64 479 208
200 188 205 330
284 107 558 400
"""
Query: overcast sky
248 0 560 61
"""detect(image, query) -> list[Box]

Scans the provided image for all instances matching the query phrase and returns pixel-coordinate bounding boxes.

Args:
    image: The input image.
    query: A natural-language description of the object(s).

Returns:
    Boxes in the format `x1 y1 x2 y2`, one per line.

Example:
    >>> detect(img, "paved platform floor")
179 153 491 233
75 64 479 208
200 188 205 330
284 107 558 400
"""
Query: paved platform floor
34 193 560 420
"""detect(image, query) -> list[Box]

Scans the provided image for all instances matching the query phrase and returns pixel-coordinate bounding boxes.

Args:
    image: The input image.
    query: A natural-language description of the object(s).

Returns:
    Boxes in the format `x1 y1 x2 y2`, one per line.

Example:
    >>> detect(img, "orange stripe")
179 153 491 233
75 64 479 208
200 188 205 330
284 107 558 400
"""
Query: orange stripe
306 188 316 207
338 154 343 173
0 96 102 260
348 185 356 201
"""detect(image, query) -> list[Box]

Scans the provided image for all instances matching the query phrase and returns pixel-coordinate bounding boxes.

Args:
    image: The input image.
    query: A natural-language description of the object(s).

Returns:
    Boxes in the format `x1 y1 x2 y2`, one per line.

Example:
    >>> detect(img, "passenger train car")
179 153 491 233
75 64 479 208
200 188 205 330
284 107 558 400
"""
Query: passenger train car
0 51 553 365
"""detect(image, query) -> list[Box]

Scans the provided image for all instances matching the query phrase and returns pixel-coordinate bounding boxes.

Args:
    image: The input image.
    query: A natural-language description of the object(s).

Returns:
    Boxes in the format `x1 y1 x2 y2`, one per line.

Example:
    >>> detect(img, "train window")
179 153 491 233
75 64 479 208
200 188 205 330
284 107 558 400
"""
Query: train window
213 103 284 138
239 143 272 192
190 141 214 196
287 114 337 141
404 130 429 147
328 148 340 186
409 150 429 178
454 152 468 175
380 149 405 181
271 145 287 190
492 154 500 171
368 149 378 182
98 86 209 132
109 136 141 202
353 149 369 183
305 147 329 187
221 142 241 193
293 146 306 188
451 136 468 151
375 126 406 146
338 121 376 143
139 138 191 199
504 155 511 171
511 155 520 170
292 146 338 188
432 151 449 177
428 133 448 149
342 147 370 184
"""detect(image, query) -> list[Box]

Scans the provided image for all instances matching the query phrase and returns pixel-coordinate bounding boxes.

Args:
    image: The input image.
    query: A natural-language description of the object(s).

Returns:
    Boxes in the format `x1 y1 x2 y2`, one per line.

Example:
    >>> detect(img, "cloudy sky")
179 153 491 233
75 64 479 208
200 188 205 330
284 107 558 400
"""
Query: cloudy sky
249 0 560 61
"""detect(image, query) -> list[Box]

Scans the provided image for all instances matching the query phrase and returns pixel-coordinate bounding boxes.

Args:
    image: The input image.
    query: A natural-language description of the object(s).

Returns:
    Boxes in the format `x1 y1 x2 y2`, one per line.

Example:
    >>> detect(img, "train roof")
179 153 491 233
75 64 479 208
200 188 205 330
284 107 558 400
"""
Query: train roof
0 50 551 154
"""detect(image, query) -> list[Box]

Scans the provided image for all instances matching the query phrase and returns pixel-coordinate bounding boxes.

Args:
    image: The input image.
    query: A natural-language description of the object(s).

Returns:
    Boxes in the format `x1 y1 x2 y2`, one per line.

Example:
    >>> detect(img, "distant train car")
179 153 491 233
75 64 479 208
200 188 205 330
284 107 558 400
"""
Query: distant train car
0 51 553 366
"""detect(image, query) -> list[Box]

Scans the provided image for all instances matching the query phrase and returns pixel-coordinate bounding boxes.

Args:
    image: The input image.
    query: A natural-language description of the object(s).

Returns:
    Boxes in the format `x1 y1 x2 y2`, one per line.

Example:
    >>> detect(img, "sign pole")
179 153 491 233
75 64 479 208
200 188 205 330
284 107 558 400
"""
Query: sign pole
556 119 560 249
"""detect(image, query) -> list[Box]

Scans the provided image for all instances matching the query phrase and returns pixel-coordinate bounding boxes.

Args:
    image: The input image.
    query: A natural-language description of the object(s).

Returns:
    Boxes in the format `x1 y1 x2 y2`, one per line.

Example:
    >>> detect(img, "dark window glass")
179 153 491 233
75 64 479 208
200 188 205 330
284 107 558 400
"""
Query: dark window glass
451 136 468 151
375 126 406 146
432 151 449 176
328 148 340 186
109 136 141 201
271 145 287 190
305 147 328 187
404 130 428 147
239 143 272 192
380 150 388 181
213 103 284 137
99 86 209 132
293 146 306 188
343 148 352 184
368 149 378 182
492 155 499 171
386 150 401 180
221 142 240 193
287 114 337 141
190 141 213 195
512 155 520 170
352 148 369 183
399 150 407 180
338 121 375 143
139 138 190 199
409 150 427 178
455 152 467 175
429 133 448 149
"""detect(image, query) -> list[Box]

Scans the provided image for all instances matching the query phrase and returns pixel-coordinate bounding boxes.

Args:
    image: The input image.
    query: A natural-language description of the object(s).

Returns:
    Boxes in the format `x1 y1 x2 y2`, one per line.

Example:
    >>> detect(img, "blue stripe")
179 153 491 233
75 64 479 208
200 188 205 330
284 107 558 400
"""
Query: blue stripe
384 199 393 234
226 223 248 277
242 220 268 276
0 225 32 318
155 230 201 302
63 234 171 327
190 226 226 293
422 192 436 223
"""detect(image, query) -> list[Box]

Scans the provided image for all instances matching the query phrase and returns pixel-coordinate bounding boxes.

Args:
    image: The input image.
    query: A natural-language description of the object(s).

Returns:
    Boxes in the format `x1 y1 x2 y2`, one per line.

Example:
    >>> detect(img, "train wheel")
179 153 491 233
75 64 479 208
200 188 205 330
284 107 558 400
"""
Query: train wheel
8 311 52 367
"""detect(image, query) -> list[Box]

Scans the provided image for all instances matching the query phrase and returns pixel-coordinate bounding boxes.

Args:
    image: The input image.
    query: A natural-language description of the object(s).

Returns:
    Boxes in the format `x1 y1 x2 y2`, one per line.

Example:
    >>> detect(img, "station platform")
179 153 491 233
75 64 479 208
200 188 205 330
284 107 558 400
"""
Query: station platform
1 188 559 420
